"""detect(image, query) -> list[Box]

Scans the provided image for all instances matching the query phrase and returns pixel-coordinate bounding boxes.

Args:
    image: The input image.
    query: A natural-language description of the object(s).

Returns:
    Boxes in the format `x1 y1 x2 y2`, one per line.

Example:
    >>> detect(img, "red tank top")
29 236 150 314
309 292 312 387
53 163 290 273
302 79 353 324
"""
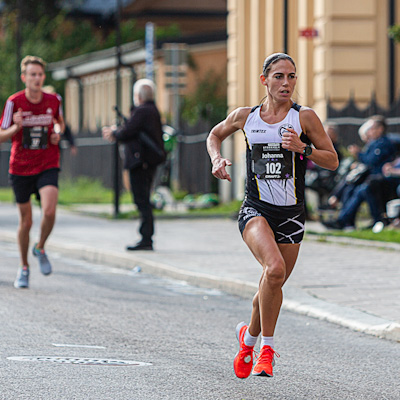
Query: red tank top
0 90 62 175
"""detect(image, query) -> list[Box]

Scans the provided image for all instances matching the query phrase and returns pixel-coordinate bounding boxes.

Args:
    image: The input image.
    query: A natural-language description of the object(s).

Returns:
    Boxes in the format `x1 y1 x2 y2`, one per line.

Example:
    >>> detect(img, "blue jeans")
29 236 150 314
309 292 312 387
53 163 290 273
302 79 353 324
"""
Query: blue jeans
338 182 381 226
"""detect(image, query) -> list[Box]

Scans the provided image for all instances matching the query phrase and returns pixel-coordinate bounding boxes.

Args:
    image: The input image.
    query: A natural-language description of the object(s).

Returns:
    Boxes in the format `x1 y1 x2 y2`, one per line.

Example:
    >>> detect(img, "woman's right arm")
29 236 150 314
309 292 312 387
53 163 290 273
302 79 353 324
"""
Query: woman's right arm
206 107 250 182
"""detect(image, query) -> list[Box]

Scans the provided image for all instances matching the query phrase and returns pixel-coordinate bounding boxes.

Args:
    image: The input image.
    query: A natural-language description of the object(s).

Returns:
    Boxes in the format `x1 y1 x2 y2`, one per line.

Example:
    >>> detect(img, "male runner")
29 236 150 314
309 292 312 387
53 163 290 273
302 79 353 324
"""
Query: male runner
0 55 65 288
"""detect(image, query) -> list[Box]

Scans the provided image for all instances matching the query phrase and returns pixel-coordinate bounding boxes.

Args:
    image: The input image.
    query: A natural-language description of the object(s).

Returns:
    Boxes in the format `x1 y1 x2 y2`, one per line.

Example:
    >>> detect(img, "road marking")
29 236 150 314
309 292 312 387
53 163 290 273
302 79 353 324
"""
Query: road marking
52 343 106 349
8 356 152 366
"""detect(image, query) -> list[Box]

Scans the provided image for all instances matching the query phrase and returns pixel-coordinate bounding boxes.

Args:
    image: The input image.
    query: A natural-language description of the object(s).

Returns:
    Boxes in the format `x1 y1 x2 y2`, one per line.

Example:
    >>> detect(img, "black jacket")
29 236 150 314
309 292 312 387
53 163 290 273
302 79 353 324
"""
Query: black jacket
114 101 165 170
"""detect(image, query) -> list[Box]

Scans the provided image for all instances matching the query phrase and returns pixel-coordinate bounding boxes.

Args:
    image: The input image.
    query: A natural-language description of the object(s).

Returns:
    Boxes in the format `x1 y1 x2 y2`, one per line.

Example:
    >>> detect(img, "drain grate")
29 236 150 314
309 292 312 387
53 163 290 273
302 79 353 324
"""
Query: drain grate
7 356 152 366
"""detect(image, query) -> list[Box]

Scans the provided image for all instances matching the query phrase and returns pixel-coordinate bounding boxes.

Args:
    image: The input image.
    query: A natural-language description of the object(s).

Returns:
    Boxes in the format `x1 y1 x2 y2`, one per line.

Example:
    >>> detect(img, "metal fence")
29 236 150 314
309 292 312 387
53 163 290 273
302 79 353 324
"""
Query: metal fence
0 123 215 194
176 120 215 194
3 96 400 191
326 94 400 148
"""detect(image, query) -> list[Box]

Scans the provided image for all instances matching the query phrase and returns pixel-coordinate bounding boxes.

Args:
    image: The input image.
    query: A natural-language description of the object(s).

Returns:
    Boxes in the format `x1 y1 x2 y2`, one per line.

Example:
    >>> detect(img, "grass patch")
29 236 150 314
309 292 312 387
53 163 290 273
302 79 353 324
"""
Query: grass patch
0 177 132 205
58 177 131 205
308 227 400 244
186 199 242 216
0 187 14 202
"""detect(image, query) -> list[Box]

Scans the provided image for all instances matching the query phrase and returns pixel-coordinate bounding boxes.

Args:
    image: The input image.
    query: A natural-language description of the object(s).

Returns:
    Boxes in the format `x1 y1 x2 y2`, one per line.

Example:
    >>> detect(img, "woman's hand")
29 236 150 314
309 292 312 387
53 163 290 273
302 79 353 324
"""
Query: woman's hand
281 128 305 153
212 156 232 182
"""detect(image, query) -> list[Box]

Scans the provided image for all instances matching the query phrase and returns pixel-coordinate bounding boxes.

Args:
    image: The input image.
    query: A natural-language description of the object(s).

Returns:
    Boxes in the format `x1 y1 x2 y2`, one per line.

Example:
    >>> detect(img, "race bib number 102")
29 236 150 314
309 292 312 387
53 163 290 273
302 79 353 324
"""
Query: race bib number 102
251 143 293 179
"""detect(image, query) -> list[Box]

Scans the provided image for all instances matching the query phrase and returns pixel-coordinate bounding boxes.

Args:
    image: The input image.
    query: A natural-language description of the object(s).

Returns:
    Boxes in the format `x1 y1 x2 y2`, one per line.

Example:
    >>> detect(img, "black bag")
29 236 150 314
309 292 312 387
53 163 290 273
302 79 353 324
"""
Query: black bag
345 163 370 185
139 132 166 166
123 132 166 169
123 139 143 170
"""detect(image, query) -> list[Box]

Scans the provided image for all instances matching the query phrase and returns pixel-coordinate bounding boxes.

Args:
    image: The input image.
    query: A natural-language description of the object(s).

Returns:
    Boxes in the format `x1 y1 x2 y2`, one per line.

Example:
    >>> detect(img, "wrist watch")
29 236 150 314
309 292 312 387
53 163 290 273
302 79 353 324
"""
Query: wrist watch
303 145 312 157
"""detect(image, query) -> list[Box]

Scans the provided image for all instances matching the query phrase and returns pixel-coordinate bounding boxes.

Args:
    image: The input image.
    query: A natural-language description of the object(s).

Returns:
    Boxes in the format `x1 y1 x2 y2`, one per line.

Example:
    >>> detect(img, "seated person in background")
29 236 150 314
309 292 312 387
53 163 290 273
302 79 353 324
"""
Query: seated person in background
369 157 400 232
326 118 373 210
323 115 396 230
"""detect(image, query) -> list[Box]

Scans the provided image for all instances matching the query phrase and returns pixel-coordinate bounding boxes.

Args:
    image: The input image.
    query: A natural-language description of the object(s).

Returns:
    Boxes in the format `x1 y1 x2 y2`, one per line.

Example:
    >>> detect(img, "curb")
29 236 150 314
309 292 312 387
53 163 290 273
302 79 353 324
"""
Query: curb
1 230 399 343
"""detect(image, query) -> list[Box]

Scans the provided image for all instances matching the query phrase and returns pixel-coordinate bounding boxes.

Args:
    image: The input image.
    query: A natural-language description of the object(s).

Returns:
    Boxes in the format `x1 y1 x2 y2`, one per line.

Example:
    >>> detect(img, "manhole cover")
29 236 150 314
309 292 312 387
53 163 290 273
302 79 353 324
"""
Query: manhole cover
7 356 152 366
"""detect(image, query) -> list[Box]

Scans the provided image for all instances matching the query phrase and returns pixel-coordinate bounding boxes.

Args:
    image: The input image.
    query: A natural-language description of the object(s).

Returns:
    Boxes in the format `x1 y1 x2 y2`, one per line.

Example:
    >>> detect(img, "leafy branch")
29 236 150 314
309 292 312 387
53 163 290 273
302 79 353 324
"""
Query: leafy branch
388 24 400 43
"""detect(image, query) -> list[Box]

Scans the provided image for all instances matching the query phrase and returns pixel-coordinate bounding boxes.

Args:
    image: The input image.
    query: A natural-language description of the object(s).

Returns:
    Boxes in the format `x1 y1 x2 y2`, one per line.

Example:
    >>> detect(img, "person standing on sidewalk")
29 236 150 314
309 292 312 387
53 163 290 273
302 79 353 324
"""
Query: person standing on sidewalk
102 79 165 251
0 55 65 288
207 53 338 378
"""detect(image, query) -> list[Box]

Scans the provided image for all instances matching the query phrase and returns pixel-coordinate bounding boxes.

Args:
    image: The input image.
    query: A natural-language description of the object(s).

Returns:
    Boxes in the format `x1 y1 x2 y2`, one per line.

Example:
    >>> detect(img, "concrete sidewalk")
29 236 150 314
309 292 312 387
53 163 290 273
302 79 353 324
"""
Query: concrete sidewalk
0 202 399 342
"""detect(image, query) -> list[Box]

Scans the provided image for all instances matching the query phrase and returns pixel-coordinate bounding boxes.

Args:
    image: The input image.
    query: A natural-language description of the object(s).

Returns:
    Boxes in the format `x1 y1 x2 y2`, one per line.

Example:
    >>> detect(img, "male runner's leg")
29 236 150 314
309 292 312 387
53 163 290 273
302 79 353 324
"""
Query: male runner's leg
17 201 33 267
32 184 58 275
37 185 58 248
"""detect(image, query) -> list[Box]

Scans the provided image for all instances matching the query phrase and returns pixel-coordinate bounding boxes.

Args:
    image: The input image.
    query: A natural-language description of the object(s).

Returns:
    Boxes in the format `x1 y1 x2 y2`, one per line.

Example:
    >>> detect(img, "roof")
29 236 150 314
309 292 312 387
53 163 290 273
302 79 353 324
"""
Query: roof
48 36 227 81
48 40 144 80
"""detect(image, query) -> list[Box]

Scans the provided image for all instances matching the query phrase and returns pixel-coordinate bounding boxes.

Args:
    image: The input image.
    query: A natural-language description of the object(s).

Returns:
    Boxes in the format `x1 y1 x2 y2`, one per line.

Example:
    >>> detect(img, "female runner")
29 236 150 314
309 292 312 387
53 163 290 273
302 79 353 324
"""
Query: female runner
206 53 338 378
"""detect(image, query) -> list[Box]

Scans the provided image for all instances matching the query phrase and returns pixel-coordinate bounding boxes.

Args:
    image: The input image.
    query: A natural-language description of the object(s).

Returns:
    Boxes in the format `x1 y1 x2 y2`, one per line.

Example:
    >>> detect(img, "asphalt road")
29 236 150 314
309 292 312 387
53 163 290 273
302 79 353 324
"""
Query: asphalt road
0 242 399 400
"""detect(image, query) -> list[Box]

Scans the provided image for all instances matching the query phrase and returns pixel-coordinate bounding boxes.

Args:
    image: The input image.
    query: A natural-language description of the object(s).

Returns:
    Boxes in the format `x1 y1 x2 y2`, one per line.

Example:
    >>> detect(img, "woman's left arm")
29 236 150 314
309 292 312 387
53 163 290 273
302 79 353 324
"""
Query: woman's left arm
299 108 339 171
281 107 339 170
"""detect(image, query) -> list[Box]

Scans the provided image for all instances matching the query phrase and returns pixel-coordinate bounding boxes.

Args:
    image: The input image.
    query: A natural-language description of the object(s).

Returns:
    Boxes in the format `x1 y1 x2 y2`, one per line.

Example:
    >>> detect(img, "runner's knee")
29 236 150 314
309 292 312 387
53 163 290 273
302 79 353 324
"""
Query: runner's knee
19 216 32 231
263 259 286 288
42 206 56 220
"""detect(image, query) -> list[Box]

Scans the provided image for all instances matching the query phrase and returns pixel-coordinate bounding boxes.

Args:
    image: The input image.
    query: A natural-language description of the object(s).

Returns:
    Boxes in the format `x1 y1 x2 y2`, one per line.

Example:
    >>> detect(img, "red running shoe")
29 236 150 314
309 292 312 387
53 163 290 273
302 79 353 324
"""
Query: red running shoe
252 345 280 377
233 322 254 379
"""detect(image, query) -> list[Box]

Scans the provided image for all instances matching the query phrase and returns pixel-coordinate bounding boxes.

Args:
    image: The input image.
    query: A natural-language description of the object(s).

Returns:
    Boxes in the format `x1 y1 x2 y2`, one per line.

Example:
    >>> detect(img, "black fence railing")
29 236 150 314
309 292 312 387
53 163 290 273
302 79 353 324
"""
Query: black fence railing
0 122 215 194
326 94 400 148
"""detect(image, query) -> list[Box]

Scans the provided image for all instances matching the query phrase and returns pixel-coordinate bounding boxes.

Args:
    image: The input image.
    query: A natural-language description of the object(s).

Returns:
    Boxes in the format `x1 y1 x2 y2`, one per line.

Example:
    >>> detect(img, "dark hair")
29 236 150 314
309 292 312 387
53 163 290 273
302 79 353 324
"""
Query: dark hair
262 53 296 77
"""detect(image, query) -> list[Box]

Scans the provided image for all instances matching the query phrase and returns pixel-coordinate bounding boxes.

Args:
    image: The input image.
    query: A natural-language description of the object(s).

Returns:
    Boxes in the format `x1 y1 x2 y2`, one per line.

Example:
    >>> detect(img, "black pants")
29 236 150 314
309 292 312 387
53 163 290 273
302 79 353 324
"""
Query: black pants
129 165 156 245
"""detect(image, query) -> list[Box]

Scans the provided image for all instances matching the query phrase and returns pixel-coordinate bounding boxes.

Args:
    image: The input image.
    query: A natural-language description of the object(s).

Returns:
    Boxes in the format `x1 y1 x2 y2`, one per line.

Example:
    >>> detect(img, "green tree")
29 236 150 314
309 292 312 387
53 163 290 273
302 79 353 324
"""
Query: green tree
181 69 227 128
0 11 99 104
0 3 181 107
2 0 62 25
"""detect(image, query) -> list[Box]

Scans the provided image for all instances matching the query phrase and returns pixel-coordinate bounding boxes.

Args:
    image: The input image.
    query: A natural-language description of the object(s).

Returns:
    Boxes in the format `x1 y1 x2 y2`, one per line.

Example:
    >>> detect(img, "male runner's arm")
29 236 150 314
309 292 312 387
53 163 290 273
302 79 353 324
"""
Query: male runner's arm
51 114 65 145
207 107 251 182
0 108 23 144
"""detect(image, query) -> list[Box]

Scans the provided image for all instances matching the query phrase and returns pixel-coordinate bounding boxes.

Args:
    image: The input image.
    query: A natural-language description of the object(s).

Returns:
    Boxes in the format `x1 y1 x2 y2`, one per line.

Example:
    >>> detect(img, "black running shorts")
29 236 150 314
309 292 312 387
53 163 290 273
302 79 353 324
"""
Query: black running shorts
238 196 306 244
9 168 59 204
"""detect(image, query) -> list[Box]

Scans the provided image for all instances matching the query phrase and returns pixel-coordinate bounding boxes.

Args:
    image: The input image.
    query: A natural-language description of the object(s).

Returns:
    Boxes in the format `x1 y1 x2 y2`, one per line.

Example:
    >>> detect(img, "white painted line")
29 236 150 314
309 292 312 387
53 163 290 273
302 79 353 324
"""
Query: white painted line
7 356 152 366
52 343 106 349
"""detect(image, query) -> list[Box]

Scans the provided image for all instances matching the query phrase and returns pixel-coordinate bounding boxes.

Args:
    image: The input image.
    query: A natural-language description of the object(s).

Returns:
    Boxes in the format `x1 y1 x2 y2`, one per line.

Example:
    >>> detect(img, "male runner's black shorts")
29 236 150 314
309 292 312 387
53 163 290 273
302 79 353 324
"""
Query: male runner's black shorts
9 168 59 204
238 196 306 244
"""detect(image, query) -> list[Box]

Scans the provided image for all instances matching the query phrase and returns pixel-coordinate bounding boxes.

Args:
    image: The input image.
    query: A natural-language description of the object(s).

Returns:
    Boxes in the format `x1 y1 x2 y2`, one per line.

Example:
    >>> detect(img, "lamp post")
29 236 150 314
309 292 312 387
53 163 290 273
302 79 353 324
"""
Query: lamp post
15 0 23 91
113 0 122 218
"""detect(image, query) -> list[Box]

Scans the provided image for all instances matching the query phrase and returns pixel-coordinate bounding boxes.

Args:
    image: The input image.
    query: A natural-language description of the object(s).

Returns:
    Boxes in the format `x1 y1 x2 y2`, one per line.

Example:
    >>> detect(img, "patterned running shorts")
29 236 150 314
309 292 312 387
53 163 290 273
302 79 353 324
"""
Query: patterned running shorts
238 196 306 244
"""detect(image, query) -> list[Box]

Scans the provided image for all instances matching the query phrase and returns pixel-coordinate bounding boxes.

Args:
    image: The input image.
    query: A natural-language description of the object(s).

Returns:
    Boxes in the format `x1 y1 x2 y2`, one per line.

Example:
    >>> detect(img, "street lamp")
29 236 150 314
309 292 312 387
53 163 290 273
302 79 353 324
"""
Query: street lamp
113 0 123 218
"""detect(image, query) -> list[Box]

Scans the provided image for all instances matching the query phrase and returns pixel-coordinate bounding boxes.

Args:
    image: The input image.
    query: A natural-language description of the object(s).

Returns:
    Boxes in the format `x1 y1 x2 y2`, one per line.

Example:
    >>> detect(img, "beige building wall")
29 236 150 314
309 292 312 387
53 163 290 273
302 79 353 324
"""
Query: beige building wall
226 0 400 200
